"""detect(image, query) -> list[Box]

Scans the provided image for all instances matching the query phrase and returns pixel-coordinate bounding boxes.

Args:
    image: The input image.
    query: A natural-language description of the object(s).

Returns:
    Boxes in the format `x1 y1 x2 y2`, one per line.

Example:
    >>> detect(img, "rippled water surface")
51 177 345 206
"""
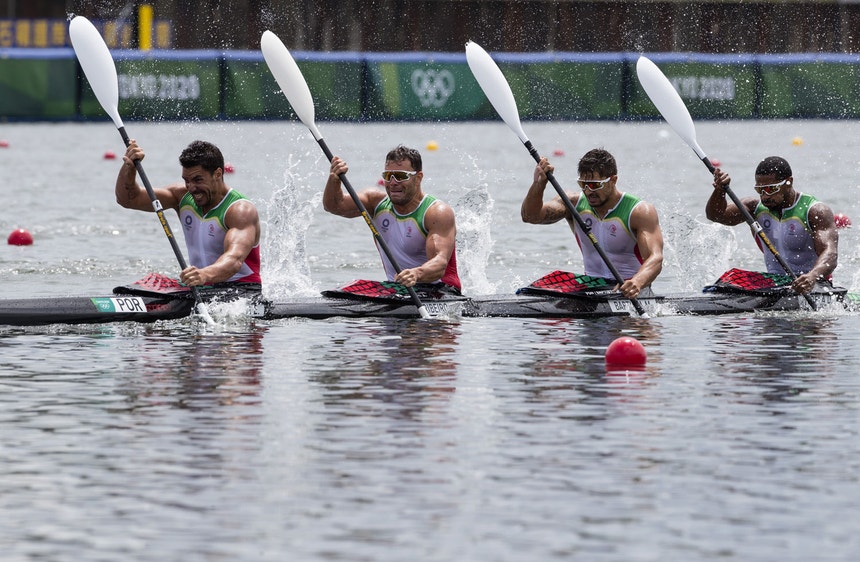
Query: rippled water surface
1 120 860 561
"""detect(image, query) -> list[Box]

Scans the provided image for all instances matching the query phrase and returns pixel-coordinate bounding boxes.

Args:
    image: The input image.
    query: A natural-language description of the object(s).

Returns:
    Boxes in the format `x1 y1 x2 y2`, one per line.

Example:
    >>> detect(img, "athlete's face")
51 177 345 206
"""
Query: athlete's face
754 173 793 211
182 165 222 211
578 171 617 209
383 159 423 210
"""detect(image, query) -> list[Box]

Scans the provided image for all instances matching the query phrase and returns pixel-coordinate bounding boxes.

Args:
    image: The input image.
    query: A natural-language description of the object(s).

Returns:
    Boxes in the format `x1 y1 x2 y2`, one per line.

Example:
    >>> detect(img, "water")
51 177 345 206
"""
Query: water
2 120 860 561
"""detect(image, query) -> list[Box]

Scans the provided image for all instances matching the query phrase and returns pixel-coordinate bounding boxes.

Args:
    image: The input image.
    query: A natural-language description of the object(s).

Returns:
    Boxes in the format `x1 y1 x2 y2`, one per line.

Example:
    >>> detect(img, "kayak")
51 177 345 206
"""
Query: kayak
0 270 852 326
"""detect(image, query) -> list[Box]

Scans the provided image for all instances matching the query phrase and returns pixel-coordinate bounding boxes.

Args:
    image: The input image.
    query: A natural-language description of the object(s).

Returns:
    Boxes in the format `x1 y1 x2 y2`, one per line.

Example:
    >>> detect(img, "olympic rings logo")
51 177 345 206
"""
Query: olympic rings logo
410 69 456 108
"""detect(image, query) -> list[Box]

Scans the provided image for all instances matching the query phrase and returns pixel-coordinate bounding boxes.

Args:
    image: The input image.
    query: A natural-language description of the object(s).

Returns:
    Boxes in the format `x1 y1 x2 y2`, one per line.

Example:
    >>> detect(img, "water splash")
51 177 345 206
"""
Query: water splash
261 154 321 300
453 164 495 295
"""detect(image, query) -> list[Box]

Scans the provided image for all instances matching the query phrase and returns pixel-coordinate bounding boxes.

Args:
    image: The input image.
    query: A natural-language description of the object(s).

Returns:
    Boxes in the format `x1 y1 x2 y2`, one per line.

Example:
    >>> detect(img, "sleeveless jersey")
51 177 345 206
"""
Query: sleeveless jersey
753 192 819 276
178 188 261 284
571 192 643 280
372 194 461 290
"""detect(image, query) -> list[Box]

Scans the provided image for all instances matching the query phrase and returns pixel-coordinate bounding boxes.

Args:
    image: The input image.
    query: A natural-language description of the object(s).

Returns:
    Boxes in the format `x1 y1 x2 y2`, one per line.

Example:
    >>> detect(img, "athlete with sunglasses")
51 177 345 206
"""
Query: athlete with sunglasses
323 144 461 293
707 156 838 294
521 148 664 300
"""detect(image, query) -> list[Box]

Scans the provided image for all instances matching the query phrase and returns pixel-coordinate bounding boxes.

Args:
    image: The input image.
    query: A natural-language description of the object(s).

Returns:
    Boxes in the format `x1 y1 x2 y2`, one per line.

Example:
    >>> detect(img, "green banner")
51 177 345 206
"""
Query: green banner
365 59 625 120
627 61 757 119
0 58 76 117
5 51 860 121
759 62 860 118
365 60 488 120
223 58 363 119
80 58 221 119
499 61 625 119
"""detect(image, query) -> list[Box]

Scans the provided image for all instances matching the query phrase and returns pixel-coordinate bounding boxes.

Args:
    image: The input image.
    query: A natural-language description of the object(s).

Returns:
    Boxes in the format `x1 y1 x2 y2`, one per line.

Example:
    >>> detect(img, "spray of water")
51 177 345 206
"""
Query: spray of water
452 156 496 294
261 153 321 300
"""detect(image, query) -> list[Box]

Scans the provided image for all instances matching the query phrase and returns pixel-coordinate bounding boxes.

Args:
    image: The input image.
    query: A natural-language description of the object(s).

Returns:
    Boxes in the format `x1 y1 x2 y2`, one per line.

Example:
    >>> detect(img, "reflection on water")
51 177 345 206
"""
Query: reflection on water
310 318 459 426
708 315 840 402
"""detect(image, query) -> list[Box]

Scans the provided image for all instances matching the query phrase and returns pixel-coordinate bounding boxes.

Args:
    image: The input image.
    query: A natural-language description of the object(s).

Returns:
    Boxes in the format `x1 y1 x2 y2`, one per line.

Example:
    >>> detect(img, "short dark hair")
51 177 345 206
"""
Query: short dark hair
385 145 422 172
755 156 792 180
578 148 617 178
179 140 224 173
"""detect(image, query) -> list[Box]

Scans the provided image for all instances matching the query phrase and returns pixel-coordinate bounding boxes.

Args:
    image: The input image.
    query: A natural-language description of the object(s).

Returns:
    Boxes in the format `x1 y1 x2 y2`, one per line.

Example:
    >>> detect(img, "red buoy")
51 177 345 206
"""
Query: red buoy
553 149 565 157
224 162 235 173
835 213 852 229
7 228 33 246
605 336 647 366
103 150 116 159
0 140 9 148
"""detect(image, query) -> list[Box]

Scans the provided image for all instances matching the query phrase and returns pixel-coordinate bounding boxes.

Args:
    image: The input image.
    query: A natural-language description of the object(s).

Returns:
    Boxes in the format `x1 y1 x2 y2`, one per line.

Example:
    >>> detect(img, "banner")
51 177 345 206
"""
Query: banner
222 54 364 119
0 54 76 118
365 55 491 120
626 57 758 119
2 50 860 121
79 54 221 119
759 60 860 118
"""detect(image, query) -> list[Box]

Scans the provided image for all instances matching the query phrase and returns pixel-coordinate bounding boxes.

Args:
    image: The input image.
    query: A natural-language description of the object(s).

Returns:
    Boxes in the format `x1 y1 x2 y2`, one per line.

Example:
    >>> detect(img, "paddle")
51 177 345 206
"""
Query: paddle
260 30 431 319
635 55 817 310
69 16 215 325
465 41 647 316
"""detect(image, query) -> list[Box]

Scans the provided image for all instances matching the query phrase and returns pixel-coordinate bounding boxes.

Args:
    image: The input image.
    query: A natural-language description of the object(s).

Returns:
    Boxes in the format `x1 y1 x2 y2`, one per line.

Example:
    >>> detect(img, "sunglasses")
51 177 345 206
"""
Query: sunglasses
381 170 418 182
577 177 613 192
754 179 788 196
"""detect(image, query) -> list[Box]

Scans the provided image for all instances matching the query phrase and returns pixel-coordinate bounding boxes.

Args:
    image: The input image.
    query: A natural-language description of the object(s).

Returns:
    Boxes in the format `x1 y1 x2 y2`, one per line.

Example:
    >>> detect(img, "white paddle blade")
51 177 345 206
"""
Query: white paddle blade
635 56 707 160
261 30 323 141
465 41 529 143
69 16 123 129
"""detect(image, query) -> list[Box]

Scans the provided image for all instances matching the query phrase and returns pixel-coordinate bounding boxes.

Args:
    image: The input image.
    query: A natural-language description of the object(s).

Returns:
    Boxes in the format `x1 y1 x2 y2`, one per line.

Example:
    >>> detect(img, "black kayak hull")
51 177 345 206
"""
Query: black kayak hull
258 289 851 320
0 294 195 326
0 288 850 326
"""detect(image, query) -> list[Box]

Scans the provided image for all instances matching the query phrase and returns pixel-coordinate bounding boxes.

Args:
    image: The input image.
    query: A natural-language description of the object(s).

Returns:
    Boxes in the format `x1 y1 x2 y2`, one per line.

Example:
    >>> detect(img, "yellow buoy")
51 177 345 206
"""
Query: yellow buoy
792 136 804 146
426 140 439 151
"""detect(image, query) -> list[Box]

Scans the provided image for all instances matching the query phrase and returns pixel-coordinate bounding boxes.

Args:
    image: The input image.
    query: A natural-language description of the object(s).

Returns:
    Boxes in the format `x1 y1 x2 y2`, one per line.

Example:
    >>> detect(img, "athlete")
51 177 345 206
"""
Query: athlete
521 148 663 299
323 144 461 292
707 156 838 294
116 139 261 287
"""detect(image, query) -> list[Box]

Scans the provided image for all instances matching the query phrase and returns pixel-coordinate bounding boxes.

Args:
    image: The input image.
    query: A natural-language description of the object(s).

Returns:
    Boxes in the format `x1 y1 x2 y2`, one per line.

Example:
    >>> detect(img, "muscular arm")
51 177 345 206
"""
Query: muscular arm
705 168 758 226
115 141 184 211
182 200 261 286
394 202 456 286
322 156 383 218
792 203 839 293
619 202 664 295
521 158 572 224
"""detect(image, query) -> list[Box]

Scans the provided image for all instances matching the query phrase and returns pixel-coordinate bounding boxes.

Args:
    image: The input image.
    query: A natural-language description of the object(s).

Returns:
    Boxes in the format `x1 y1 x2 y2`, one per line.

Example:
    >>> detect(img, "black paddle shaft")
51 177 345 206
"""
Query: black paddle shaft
315 137 429 314
522 140 647 316
701 155 817 311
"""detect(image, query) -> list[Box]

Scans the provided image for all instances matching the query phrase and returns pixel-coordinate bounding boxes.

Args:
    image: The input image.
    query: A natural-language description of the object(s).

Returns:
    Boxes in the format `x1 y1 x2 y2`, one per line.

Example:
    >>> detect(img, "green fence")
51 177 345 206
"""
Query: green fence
3 49 860 121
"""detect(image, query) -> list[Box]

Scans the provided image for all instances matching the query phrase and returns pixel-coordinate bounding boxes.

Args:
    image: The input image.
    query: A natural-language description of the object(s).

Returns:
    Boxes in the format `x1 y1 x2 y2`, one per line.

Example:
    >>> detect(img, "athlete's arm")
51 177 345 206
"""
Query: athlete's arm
322 156 384 218
792 203 839 293
521 157 571 224
115 140 184 211
618 201 664 297
706 167 757 225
